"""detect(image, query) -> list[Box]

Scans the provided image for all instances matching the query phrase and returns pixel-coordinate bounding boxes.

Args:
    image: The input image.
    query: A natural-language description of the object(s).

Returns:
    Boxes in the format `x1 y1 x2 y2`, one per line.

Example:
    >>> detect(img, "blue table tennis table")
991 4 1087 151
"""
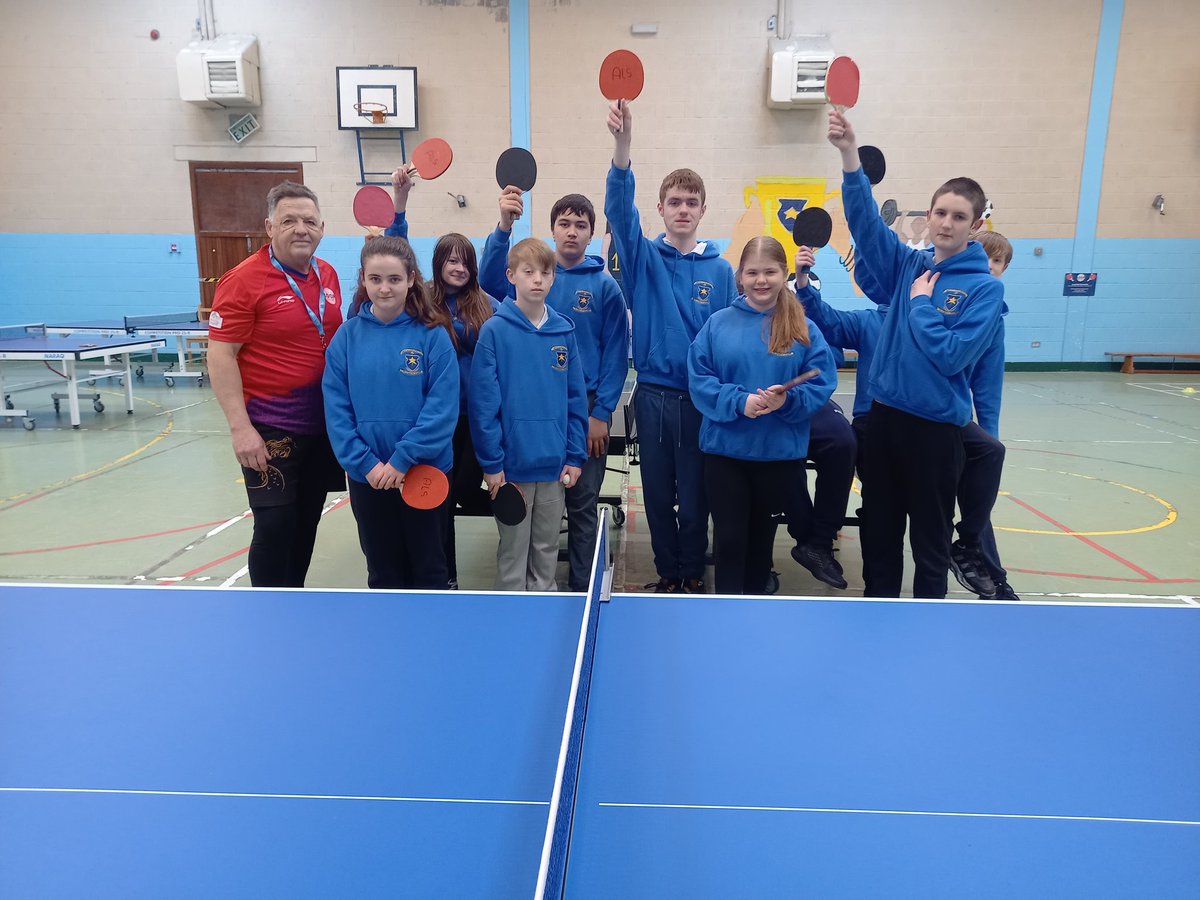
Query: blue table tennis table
1 521 1197 897
42 312 209 386
0 325 166 429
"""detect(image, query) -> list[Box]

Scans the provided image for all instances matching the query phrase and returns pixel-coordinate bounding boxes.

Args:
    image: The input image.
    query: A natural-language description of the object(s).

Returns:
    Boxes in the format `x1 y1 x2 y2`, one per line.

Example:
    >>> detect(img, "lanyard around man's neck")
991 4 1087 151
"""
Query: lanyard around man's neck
269 246 326 349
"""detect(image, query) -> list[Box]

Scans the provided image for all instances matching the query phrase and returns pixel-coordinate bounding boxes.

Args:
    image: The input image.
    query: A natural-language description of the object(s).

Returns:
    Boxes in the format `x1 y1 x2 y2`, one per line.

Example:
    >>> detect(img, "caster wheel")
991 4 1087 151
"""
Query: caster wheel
118 377 125 387
765 571 780 595
23 418 35 431
164 376 175 388
197 377 205 388
612 506 626 527
135 366 144 379
4 395 12 410
93 400 105 413
53 399 61 413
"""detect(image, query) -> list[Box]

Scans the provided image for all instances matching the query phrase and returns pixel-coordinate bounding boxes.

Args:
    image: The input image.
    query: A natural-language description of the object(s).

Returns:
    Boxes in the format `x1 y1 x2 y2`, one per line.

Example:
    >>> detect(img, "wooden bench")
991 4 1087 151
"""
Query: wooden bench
1105 352 1200 375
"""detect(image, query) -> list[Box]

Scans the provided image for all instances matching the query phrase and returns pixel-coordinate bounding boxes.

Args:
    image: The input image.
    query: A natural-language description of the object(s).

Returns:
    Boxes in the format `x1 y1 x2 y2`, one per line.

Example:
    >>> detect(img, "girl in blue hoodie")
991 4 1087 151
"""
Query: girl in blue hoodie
688 237 836 595
384 170 502 588
322 237 459 590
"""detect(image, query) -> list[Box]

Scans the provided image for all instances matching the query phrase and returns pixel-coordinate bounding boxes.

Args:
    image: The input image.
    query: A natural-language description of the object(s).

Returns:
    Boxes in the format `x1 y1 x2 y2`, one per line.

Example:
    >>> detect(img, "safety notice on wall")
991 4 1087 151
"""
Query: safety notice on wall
1063 273 1098 296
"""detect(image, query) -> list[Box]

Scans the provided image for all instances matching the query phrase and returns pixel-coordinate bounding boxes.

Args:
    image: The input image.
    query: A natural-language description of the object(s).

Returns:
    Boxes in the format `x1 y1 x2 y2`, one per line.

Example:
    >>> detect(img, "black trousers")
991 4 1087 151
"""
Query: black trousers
705 453 807 595
242 425 345 588
445 413 490 581
860 402 964 599
348 478 449 590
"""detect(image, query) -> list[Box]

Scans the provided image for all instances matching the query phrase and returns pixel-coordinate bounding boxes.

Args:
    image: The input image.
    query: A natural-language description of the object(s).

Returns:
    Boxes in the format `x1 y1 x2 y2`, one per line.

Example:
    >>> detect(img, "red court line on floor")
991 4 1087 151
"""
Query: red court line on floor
1009 567 1197 584
0 520 229 557
177 546 250 579
1003 494 1158 580
170 496 349 581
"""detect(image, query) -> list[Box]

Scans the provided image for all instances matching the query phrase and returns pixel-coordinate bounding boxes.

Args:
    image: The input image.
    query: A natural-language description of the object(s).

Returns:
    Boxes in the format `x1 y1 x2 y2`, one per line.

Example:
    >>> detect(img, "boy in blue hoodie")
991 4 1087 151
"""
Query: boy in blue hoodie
797 243 1019 601
479 189 628 592
605 100 737 593
322 237 459 589
470 238 588 592
828 109 1004 599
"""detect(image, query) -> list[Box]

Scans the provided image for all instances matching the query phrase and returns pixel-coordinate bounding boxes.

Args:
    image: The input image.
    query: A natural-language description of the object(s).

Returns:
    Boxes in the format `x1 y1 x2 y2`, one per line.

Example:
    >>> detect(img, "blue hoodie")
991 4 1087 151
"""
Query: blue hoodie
605 162 736 390
841 167 1004 425
688 298 837 461
469 301 588 482
479 227 630 422
383 212 502 413
322 304 459 481
794 282 886 419
852 247 1008 434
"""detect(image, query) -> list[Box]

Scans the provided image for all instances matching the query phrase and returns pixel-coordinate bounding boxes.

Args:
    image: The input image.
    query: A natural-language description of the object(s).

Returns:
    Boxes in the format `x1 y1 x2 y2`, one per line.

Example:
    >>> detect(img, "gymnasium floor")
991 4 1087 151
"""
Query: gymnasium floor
1 363 1197 605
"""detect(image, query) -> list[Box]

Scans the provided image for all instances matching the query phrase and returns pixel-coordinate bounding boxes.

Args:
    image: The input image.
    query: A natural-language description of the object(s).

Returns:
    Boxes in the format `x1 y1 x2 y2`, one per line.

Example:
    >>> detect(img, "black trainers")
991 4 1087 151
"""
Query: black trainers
791 543 848 590
645 577 681 593
989 580 1021 601
680 578 705 593
949 540 997 597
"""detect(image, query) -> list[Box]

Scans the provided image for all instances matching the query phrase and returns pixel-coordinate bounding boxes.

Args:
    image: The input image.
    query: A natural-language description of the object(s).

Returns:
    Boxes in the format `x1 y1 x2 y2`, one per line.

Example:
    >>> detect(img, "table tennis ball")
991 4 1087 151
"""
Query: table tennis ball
1184 386 1196 394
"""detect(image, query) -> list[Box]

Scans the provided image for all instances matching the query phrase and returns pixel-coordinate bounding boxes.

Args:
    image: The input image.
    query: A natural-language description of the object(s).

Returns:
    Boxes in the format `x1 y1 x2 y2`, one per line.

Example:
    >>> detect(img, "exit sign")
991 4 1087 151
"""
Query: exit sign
228 113 260 144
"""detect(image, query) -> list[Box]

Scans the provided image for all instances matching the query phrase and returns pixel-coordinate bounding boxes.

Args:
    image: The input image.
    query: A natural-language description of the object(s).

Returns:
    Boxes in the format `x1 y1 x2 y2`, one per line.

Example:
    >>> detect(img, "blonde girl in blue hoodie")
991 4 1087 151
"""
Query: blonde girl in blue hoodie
322 237 459 590
688 237 836 595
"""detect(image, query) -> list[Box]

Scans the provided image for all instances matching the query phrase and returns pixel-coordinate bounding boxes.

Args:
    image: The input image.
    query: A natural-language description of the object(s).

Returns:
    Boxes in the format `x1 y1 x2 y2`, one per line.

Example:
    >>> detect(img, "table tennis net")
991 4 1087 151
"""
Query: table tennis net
0 324 45 341
536 513 609 898
124 312 199 330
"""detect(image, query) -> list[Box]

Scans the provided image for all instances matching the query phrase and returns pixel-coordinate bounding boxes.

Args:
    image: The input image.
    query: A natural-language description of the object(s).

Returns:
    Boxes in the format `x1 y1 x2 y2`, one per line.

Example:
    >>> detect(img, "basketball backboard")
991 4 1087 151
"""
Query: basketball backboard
336 66 417 130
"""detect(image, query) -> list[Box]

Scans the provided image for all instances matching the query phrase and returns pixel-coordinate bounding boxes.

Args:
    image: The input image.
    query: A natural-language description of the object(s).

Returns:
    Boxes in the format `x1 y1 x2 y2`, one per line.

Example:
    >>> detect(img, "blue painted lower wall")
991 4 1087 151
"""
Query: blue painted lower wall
2 233 1196 364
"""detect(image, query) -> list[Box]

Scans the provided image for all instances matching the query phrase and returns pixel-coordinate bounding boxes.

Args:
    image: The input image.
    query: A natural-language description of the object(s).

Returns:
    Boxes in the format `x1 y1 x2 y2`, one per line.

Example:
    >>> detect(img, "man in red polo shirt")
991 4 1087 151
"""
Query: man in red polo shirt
208 181 346 587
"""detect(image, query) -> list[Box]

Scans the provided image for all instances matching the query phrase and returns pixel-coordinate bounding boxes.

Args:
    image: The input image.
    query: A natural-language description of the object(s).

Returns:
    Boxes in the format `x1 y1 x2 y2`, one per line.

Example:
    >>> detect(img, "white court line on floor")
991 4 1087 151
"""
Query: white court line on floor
597 802 1200 827
206 511 251 538
153 399 213 416
218 494 348 588
1125 383 1200 400
0 786 547 806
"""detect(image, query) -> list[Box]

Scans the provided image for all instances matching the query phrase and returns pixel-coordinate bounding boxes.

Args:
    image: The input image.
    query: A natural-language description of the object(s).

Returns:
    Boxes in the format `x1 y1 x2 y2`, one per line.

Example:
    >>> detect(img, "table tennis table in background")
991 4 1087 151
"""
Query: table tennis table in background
1 518 1197 897
0 324 166 429
42 312 209 386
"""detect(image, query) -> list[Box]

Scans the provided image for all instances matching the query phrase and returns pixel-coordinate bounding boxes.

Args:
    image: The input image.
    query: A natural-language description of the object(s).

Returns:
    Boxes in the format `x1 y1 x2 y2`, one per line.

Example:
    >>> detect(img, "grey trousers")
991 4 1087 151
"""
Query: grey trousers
495 480 566 592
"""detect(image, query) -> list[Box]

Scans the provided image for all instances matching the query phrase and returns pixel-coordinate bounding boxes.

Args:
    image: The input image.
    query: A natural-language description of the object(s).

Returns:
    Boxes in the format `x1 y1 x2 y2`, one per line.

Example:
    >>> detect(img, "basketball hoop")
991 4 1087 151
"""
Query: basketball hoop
353 101 389 125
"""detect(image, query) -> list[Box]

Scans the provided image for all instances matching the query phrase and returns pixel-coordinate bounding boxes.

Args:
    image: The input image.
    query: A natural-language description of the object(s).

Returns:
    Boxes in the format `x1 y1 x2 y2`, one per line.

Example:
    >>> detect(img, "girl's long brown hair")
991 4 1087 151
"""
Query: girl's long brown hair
352 236 453 339
431 233 495 349
738 236 811 354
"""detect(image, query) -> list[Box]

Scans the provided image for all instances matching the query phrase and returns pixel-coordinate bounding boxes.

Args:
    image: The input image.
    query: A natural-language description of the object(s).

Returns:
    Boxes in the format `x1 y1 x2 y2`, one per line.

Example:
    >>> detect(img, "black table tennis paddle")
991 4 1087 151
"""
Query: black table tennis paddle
791 207 833 274
859 145 886 185
493 481 527 526
496 148 537 192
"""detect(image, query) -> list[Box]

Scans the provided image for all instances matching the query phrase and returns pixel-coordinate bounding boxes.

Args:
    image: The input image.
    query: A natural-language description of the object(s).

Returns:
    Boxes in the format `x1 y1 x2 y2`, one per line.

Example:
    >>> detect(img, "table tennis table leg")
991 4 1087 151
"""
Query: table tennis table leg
64 358 82 428
174 336 190 376
121 353 135 415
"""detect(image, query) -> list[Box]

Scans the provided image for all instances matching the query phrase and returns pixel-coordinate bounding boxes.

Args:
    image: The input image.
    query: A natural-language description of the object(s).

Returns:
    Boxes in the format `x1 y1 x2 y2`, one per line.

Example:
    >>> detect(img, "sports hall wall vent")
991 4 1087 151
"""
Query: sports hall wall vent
177 35 261 109
766 35 835 109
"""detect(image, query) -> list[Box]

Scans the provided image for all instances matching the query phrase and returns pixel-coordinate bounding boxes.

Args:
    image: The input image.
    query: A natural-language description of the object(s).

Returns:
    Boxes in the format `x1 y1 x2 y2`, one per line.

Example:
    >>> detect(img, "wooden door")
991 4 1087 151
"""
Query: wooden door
189 162 303 318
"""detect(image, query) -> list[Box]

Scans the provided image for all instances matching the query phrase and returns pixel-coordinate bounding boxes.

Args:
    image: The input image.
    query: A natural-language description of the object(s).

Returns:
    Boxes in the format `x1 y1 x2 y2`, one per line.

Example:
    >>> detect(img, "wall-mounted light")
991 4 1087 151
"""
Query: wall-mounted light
447 192 466 209
1152 194 1166 215
630 23 658 35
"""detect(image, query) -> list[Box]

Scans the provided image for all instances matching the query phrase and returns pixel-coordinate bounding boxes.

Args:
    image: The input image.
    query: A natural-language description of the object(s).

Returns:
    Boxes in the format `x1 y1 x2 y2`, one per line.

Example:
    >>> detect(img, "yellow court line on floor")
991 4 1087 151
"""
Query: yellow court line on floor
997 469 1177 537
1 396 175 504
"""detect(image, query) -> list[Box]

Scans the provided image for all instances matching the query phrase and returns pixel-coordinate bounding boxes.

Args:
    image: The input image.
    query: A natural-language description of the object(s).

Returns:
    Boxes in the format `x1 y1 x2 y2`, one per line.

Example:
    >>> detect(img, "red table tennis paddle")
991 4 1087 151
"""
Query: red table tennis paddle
492 481 527 527
859 144 886 185
401 464 449 510
409 138 453 180
352 186 395 233
599 49 645 101
791 206 833 274
777 368 821 391
825 55 860 112
496 147 537 192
